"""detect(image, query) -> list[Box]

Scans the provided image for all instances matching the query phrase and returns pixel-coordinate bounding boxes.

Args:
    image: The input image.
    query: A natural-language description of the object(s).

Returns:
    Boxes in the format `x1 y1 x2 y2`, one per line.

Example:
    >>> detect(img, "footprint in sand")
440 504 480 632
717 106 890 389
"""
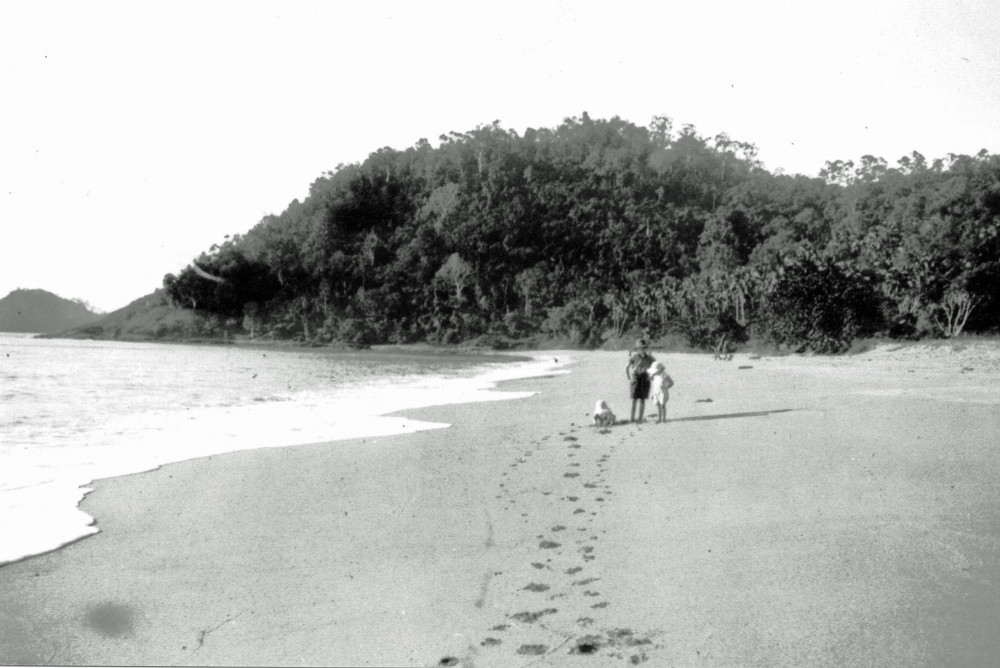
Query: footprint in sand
480 637 501 647
539 540 561 549
516 644 548 655
511 609 558 623
523 583 551 592
564 472 580 478
566 567 583 574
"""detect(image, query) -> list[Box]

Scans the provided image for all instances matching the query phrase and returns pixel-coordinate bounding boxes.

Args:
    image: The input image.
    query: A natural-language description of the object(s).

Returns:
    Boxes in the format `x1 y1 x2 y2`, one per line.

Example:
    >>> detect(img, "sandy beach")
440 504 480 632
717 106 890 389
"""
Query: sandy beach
2 345 1000 666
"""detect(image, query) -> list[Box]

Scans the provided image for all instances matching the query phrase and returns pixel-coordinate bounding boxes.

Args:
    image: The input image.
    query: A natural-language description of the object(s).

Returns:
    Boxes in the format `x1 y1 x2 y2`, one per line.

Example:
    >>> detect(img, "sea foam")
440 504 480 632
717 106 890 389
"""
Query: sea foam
0 337 570 566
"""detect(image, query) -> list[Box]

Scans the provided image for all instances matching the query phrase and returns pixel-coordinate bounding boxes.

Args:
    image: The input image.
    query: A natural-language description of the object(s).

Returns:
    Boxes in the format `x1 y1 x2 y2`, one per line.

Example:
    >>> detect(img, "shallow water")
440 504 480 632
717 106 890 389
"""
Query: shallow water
0 334 568 565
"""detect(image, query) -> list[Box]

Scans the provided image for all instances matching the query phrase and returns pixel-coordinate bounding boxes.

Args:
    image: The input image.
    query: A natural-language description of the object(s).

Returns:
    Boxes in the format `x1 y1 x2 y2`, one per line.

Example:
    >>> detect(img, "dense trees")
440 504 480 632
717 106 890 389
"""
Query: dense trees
164 114 999 350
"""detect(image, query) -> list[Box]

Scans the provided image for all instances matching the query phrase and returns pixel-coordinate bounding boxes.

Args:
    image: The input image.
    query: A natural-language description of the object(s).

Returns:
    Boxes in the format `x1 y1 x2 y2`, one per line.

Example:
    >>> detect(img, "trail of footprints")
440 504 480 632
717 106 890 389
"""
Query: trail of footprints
437 423 661 666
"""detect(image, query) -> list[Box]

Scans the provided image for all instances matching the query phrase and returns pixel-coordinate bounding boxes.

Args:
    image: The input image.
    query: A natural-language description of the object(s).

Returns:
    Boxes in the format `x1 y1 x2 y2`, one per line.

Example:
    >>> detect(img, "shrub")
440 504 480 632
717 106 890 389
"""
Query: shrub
756 255 884 353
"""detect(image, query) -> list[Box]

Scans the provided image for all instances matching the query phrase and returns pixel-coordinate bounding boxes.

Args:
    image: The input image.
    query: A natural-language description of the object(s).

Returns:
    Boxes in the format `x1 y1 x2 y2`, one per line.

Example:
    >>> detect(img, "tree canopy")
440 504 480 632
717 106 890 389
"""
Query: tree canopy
164 114 1000 351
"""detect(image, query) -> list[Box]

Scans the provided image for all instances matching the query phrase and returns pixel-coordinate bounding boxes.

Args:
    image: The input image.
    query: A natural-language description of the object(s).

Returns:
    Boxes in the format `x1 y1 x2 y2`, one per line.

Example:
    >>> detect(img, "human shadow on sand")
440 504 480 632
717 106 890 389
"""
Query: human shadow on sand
668 408 796 422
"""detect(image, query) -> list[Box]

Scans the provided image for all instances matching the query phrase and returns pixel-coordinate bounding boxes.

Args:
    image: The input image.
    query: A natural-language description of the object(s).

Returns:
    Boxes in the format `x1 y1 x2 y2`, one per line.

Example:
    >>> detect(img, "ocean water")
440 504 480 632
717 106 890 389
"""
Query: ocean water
0 334 569 565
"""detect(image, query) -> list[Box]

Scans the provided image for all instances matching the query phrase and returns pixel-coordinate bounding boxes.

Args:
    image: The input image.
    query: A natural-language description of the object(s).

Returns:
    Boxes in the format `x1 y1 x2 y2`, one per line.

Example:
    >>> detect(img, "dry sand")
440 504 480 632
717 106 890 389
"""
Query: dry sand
2 344 1000 667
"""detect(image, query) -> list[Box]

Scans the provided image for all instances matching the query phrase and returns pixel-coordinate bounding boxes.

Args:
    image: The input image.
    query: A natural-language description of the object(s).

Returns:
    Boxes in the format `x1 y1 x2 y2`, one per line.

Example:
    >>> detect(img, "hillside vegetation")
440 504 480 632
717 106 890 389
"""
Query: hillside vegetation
158 114 999 352
40 290 207 342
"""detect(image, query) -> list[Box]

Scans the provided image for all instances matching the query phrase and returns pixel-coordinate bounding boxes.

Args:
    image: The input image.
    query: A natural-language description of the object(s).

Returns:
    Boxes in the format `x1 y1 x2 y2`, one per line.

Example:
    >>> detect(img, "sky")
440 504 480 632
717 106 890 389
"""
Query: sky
2 0 998 312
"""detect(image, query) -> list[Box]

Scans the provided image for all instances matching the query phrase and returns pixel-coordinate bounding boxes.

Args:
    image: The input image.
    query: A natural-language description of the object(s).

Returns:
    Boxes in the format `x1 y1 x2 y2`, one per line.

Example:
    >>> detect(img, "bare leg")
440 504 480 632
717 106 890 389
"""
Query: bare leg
637 399 646 422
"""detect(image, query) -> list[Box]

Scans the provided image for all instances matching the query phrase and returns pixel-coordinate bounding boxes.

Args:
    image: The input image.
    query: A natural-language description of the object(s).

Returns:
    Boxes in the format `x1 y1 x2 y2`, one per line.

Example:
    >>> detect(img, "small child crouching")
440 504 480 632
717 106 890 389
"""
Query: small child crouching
593 400 616 427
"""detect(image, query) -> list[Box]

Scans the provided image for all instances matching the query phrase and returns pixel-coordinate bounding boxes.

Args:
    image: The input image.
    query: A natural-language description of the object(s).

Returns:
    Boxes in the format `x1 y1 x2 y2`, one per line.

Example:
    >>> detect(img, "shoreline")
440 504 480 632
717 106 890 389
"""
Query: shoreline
2 347 1000 665
0 345 566 568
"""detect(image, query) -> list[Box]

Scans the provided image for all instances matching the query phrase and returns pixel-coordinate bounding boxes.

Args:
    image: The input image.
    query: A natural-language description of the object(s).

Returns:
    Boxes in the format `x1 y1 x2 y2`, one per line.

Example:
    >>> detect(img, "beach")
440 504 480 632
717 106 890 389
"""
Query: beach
2 345 1000 666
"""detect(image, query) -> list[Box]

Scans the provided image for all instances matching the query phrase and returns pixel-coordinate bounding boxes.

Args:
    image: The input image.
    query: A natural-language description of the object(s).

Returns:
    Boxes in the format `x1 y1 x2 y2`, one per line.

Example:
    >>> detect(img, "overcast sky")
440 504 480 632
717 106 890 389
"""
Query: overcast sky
2 0 998 312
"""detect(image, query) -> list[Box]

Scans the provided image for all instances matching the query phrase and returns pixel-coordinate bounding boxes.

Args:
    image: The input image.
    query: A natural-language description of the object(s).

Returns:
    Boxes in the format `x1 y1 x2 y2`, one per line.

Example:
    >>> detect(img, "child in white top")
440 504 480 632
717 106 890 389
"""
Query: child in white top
649 362 674 424
593 400 616 427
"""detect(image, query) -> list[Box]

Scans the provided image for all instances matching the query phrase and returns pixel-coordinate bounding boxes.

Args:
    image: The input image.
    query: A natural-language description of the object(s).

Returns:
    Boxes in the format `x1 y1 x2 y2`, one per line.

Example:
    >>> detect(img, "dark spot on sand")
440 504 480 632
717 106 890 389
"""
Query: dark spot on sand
539 540 561 549
523 583 551 592
438 657 460 666
573 578 600 586
571 638 602 655
491 624 509 631
481 637 501 646
563 436 578 441
591 601 609 609
577 617 595 627
566 496 579 501
695 398 713 403
580 546 594 554
564 473 579 478
84 602 135 638
583 590 600 597
517 644 549 655
511 608 558 623
552 525 566 531
531 562 546 569
566 567 583 574
584 483 598 488
574 508 586 514
739 365 753 369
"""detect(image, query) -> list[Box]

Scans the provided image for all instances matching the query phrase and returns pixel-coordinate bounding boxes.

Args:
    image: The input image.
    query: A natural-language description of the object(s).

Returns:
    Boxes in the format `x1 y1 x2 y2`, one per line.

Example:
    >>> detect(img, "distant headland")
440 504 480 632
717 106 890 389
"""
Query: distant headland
0 289 102 334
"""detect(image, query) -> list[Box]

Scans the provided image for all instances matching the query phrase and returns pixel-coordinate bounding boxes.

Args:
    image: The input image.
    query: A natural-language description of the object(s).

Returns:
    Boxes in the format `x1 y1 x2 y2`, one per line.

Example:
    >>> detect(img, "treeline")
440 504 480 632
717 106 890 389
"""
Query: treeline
163 114 1000 352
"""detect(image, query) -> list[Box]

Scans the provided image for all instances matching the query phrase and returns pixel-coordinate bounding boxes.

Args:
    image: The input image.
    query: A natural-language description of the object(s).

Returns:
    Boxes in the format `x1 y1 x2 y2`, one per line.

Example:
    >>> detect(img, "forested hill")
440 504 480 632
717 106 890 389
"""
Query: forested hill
0 289 101 333
162 114 1000 352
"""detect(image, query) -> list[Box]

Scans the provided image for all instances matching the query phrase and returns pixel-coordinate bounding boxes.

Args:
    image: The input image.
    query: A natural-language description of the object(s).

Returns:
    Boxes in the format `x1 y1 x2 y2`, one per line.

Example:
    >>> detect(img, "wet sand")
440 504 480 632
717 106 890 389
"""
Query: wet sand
2 346 1000 666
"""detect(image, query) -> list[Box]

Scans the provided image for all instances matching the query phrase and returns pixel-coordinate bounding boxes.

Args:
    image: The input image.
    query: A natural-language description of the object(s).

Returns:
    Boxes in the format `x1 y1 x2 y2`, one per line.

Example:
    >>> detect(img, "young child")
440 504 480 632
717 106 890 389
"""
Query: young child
649 362 674 423
625 339 655 422
593 400 616 427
